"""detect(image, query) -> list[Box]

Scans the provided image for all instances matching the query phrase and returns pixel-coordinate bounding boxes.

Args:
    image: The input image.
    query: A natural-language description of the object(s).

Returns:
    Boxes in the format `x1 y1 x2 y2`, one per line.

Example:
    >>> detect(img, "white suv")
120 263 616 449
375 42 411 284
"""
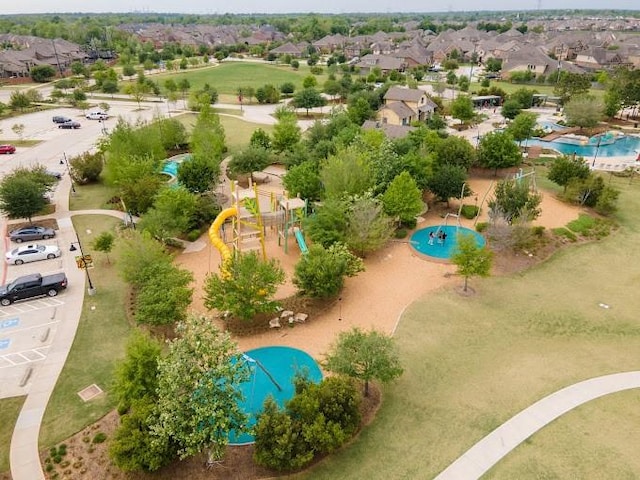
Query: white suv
86 111 109 120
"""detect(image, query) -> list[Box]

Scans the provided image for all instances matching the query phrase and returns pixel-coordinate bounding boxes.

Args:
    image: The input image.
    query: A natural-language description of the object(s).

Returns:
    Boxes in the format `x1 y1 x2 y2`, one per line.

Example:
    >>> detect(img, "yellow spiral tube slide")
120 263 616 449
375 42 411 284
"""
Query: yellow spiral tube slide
208 207 238 278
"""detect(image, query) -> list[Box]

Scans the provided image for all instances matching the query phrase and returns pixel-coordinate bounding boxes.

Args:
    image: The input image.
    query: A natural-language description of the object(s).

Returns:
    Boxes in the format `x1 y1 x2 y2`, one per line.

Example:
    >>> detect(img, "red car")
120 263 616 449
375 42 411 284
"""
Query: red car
0 144 16 154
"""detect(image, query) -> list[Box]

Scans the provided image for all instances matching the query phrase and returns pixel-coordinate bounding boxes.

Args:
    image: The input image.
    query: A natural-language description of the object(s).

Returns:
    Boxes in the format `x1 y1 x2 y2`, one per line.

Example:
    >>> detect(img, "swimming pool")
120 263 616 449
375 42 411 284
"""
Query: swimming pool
410 225 486 260
229 346 323 445
526 134 640 158
537 120 568 132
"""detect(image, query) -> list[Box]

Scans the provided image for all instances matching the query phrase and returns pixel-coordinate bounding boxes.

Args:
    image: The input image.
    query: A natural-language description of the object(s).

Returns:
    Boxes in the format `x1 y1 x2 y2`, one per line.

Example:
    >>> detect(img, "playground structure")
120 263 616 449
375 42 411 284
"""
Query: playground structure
277 196 308 254
208 179 308 276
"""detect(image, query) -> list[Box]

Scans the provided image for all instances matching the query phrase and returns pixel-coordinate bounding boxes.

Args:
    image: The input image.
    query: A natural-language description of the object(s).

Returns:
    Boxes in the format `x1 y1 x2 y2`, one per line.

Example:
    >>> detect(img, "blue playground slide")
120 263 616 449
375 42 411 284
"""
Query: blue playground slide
293 228 308 254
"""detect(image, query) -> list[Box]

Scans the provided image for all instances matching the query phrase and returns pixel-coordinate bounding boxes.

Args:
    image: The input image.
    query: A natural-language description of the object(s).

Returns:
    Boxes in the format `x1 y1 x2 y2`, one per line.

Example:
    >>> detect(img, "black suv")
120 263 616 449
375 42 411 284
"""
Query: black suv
52 115 72 124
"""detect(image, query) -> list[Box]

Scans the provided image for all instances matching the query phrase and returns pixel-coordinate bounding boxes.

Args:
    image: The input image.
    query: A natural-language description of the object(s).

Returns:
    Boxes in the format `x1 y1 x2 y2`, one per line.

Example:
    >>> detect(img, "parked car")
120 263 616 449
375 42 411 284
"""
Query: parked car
86 111 108 120
6 244 61 265
52 115 72 124
59 120 81 129
0 272 68 306
8 226 56 243
0 144 16 154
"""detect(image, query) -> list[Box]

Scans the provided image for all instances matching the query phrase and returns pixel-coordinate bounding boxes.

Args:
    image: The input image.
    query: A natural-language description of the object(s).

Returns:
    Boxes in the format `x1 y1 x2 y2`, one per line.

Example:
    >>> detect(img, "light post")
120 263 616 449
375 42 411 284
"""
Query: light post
60 152 76 194
70 233 96 295
592 135 602 168
338 297 342 321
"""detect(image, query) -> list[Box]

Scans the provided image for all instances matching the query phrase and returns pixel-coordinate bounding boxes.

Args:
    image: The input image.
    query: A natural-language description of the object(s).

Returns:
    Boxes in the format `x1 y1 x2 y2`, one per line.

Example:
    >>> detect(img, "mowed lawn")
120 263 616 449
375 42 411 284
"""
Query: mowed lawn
143 62 327 97
39 215 132 449
299 176 640 480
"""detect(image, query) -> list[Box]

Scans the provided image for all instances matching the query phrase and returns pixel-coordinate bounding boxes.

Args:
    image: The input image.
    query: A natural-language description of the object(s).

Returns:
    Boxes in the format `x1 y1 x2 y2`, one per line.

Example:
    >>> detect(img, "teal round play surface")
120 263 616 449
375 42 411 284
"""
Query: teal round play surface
229 346 323 445
410 225 485 260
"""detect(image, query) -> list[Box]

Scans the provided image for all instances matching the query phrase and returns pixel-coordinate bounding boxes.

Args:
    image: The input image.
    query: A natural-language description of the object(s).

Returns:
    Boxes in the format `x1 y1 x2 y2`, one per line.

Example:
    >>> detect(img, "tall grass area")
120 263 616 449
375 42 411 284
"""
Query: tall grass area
299 176 640 479
0 396 25 473
39 215 131 449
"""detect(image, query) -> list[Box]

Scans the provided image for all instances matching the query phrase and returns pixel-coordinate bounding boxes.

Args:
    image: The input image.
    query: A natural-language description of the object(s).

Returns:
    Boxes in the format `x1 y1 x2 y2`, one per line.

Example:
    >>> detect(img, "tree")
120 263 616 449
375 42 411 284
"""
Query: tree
457 75 470 92
321 148 374 199
282 161 322 201
434 136 476 170
381 172 423 226
69 151 103 184
506 111 538 147
501 99 522 120
112 333 162 413
118 231 173 289
280 82 295 95
9 91 30 111
548 155 591 192
174 156 217 195
139 186 198 241
291 88 327 116
345 196 394 257
153 314 250 465
509 88 536 109
293 243 364 298
92 231 115 264
347 96 374 125
324 327 403 397
553 72 591 105
428 164 469 206
272 113 301 152
477 131 522 174
450 95 475 125
250 128 271 149
451 233 493 292
190 103 225 181
304 199 349 248
30 64 56 82
489 178 542 224
302 75 318 88
485 57 502 72
227 147 271 181
0 171 50 222
135 262 193 325
122 64 136 77
178 78 191 107
563 94 604 129
204 251 285 321
255 84 281 104
603 88 622 119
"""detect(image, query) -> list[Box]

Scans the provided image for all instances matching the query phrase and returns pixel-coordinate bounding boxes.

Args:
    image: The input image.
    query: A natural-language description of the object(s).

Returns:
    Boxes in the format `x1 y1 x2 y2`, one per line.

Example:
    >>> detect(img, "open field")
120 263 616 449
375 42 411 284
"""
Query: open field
39 215 132 449
130 62 328 97
295 175 640 479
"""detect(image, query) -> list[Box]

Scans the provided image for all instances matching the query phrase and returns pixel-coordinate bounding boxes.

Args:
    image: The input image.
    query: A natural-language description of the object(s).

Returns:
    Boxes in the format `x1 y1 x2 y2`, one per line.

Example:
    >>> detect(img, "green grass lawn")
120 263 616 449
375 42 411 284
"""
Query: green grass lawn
298 175 640 479
0 396 25 473
174 112 273 155
68 181 118 211
39 215 132 449
130 62 327 97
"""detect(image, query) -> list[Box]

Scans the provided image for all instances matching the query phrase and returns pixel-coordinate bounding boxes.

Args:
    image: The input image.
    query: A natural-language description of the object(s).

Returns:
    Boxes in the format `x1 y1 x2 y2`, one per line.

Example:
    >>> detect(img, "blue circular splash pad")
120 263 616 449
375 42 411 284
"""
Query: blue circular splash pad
229 346 323 445
410 225 485 260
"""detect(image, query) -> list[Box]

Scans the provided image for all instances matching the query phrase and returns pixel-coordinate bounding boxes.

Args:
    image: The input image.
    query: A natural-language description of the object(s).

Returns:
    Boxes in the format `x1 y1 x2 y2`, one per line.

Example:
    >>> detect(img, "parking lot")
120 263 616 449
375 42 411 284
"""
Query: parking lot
0 236 68 398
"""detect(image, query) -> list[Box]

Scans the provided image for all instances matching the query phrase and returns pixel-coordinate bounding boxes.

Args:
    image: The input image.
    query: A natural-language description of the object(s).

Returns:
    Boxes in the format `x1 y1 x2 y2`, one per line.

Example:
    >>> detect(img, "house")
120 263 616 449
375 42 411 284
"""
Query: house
376 86 437 126
269 42 304 57
362 120 416 139
574 46 625 70
356 54 406 76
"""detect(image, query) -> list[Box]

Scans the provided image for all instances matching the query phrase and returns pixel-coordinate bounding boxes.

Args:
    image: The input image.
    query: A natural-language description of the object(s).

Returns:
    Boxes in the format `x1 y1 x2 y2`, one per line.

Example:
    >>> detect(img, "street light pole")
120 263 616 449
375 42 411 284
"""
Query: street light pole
70 233 96 295
61 152 76 194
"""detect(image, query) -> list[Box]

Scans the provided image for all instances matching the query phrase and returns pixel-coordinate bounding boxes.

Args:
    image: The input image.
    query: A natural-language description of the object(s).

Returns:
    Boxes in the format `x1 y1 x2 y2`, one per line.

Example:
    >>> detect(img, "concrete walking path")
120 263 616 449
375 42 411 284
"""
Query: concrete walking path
7 177 138 480
435 371 640 480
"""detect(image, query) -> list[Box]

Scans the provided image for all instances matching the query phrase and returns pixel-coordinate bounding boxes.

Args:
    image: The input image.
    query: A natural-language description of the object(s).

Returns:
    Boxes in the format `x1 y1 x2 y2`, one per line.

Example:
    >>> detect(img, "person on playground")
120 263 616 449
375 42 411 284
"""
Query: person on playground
437 231 444 244
441 232 448 245
428 231 435 245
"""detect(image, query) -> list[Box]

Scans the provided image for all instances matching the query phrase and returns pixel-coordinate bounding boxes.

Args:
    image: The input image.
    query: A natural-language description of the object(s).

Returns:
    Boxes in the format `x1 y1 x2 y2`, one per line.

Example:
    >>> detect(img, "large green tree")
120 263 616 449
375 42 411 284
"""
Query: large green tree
345 196 394 257
563 94 604 130
450 95 475 125
427 164 469 206
451 233 493 292
477 131 522 175
547 154 591 192
153 314 250 465
489 178 542 224
324 327 404 397
554 72 591 105
283 161 323 201
506 111 538 147
190 103 225 182
204 251 285 321
0 166 55 222
434 135 476 170
139 186 198 241
381 171 424 225
291 87 327 116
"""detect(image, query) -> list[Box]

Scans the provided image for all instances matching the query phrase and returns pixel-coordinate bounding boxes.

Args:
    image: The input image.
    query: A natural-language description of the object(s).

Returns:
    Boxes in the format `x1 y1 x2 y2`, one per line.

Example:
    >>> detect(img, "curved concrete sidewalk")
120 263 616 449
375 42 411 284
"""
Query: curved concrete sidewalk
435 371 640 480
8 189 139 479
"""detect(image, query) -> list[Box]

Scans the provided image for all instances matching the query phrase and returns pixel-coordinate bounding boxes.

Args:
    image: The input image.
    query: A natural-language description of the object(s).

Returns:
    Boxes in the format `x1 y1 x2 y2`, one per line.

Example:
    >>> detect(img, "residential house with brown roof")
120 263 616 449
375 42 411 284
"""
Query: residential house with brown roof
574 46 626 70
356 54 406 76
269 42 305 57
376 86 437 126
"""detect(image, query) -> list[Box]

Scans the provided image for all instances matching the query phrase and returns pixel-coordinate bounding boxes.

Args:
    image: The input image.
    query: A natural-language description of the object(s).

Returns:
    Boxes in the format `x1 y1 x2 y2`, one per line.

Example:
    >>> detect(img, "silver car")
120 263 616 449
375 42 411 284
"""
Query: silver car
5 244 61 265
8 226 56 243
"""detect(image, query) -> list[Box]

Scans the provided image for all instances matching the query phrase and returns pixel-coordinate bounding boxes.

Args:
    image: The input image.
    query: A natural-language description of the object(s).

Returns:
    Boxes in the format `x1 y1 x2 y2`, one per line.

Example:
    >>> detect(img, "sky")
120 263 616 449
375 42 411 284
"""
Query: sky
2 0 639 15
